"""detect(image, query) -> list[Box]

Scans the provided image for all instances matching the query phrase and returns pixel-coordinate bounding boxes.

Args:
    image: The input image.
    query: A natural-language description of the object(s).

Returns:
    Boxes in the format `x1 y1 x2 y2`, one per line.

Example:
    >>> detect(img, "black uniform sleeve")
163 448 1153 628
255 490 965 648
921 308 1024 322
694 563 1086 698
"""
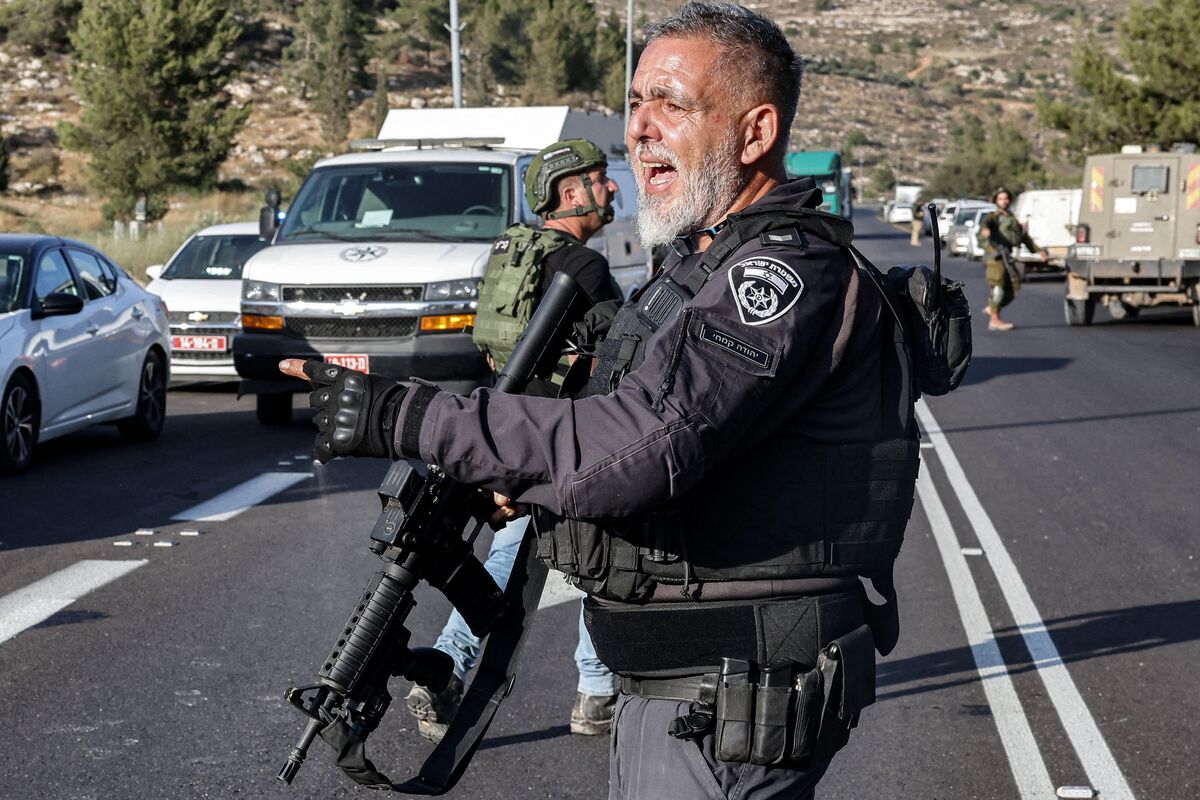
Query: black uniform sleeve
395 238 863 519
545 245 621 306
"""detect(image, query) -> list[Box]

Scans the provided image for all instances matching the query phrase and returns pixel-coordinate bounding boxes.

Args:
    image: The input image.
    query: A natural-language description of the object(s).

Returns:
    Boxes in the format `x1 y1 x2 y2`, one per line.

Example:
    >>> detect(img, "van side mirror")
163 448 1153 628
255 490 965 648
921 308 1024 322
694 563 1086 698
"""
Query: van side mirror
146 264 164 280
260 189 283 240
32 292 85 320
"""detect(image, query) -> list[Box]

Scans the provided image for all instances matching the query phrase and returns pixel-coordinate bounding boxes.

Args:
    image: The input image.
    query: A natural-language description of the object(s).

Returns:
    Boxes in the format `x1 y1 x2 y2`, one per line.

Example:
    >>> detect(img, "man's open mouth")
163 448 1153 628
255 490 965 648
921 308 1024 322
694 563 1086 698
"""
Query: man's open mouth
642 161 677 187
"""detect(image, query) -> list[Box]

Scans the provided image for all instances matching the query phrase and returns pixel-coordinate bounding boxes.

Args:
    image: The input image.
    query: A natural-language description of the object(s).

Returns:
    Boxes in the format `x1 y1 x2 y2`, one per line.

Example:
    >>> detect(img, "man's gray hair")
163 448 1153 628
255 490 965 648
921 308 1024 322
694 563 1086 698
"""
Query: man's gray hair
645 2 803 137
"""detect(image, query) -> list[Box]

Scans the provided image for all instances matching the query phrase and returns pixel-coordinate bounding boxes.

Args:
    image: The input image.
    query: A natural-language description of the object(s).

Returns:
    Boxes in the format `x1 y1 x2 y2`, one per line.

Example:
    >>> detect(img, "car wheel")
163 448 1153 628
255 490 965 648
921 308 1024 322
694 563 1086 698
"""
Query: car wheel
1 373 39 476
118 350 167 442
1064 297 1095 327
1192 302 1200 329
256 392 293 425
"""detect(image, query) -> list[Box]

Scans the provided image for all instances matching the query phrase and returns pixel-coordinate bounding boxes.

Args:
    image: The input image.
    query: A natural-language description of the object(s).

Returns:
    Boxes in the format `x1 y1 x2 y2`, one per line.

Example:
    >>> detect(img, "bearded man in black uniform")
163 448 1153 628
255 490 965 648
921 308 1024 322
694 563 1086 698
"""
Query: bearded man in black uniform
282 4 919 798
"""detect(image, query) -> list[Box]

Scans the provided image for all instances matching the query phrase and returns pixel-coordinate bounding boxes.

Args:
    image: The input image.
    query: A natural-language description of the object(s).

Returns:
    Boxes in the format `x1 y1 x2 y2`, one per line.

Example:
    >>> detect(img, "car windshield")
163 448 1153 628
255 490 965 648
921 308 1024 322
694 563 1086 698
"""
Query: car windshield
954 208 980 225
278 162 512 244
163 234 268 280
1 253 26 312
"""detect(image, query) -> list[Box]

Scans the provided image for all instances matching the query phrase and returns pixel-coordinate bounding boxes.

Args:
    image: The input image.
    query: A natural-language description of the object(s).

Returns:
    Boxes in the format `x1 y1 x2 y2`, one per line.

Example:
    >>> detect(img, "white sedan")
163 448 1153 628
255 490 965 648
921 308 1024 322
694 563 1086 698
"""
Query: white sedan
1 234 170 476
146 222 269 382
886 203 915 224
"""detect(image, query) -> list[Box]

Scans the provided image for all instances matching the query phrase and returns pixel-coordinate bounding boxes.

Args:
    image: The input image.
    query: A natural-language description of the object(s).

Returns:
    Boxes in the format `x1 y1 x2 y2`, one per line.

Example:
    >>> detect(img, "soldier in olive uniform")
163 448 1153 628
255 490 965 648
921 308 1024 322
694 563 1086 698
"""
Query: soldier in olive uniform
406 139 623 743
979 187 1047 331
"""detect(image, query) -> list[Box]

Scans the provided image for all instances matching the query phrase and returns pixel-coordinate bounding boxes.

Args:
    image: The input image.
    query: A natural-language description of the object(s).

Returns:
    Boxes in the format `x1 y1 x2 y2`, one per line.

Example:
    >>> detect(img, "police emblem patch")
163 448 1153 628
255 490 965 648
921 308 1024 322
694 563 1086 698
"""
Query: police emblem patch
727 256 804 326
492 236 511 254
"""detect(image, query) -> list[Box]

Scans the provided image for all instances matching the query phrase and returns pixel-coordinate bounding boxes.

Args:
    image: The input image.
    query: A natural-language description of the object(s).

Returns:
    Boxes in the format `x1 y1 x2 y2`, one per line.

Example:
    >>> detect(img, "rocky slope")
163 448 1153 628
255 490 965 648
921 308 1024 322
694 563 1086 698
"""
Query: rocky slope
0 0 1127 207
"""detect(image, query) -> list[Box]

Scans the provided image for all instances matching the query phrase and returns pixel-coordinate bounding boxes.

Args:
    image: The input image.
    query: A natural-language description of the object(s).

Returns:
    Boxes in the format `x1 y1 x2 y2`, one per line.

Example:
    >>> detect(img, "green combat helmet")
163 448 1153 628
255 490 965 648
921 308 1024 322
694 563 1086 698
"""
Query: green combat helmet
524 139 613 223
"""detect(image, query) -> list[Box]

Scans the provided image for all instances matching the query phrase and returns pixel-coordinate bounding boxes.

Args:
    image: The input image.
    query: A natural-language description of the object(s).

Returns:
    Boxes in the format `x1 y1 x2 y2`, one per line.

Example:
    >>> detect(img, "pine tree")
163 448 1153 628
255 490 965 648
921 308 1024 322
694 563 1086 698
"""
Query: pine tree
58 0 248 221
523 2 571 102
0 0 83 55
1039 0 1200 160
594 10 629 111
465 0 529 101
290 0 374 148
923 115 1046 199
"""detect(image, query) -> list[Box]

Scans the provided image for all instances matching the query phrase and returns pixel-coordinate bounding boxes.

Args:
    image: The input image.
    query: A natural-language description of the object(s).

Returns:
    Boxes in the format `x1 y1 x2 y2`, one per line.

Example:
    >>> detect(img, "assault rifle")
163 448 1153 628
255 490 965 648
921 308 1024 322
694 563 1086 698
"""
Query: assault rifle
278 272 585 794
995 242 1022 284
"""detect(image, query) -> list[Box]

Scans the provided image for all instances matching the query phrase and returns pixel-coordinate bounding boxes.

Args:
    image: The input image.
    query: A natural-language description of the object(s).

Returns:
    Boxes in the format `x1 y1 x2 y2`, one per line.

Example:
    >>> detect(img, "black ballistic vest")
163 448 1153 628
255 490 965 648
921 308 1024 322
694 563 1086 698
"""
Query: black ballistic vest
535 206 920 622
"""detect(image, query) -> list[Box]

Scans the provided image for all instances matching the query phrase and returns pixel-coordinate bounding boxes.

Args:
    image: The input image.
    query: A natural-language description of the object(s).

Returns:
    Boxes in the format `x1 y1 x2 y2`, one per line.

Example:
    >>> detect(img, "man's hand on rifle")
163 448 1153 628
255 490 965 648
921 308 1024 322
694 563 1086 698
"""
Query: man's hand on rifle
487 491 529 528
279 359 407 463
1039 249 1050 263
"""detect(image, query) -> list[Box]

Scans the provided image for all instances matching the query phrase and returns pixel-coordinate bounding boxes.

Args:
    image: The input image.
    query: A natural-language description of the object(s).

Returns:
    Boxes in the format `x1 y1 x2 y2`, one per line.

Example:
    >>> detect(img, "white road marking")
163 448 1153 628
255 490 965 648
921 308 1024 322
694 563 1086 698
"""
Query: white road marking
539 573 584 610
171 472 311 522
918 400 1136 800
0 560 147 645
917 468 1054 800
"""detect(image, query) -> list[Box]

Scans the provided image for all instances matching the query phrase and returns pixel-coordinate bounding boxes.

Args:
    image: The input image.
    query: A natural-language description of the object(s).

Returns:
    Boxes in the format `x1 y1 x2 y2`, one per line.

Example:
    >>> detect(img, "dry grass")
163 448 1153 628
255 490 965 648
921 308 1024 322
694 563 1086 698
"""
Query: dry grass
1 189 262 284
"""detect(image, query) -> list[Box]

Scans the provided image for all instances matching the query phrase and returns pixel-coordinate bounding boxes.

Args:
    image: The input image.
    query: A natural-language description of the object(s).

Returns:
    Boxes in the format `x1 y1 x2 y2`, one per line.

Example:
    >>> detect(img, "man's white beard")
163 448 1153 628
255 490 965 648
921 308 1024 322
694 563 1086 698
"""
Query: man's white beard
632 132 742 249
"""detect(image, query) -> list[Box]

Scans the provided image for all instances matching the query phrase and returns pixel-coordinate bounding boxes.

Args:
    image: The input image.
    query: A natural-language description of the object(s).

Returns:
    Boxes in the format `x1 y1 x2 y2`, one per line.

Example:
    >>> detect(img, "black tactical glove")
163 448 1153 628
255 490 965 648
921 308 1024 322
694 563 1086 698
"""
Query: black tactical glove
300 360 408 463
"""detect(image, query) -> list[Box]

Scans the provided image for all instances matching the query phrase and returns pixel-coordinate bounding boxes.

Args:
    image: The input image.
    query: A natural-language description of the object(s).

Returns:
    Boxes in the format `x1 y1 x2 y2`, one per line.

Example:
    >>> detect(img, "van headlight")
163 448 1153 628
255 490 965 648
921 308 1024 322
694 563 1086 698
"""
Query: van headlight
426 279 480 301
242 279 281 302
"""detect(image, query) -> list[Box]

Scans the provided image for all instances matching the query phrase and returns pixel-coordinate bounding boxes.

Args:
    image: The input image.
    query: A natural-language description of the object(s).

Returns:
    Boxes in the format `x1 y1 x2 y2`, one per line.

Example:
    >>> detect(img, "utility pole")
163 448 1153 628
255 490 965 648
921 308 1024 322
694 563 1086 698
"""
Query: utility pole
445 0 465 108
623 0 633 131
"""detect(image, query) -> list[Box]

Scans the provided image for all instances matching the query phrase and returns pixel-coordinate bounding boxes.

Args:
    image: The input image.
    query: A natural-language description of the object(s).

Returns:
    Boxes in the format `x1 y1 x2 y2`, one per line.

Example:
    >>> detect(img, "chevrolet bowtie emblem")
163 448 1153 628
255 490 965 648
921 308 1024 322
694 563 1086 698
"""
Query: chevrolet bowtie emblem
187 311 210 323
332 298 366 316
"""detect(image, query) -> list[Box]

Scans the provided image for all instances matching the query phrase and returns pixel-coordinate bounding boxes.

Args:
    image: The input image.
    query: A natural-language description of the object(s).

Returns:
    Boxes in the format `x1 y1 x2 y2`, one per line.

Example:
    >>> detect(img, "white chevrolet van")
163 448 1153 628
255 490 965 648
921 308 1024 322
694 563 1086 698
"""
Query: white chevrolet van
234 108 648 424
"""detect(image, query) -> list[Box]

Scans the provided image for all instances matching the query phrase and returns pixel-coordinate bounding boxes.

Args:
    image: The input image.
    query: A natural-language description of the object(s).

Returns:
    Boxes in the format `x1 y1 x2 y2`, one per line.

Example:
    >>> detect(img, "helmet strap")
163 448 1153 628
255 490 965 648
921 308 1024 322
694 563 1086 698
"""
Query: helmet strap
544 173 612 223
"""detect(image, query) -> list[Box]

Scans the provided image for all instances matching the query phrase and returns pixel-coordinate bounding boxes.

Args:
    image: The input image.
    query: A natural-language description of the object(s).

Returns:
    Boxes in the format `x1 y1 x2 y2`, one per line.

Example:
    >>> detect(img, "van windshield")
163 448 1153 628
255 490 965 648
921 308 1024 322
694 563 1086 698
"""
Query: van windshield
163 234 268 280
278 162 511 244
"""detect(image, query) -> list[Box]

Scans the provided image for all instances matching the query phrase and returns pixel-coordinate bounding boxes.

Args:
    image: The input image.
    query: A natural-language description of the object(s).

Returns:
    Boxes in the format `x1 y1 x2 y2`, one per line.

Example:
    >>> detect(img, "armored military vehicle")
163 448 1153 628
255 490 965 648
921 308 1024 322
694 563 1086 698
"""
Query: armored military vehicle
1064 145 1200 326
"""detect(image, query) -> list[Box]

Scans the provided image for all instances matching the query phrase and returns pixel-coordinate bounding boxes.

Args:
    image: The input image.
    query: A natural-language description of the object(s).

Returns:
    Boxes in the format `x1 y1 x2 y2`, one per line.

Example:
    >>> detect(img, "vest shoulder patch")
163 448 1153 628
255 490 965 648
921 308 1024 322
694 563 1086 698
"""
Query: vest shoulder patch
758 227 807 247
727 255 805 326
698 322 772 370
492 236 511 254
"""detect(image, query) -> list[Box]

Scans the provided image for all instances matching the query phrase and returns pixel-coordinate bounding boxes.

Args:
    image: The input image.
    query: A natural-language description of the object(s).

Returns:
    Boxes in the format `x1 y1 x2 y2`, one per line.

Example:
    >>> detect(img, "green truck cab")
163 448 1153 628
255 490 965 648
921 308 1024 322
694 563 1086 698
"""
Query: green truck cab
1065 146 1200 326
784 151 852 218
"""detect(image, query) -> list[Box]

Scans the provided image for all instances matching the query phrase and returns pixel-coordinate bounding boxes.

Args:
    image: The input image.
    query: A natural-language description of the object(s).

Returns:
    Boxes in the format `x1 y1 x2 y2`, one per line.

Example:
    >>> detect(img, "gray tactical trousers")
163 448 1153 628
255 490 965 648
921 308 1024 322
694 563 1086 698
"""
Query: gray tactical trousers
609 695 835 800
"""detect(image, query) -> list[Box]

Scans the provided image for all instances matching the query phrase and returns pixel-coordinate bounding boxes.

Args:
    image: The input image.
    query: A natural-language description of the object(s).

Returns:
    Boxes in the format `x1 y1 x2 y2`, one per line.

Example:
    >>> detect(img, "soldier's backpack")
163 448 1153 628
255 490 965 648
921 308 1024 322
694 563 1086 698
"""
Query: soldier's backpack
473 224 571 371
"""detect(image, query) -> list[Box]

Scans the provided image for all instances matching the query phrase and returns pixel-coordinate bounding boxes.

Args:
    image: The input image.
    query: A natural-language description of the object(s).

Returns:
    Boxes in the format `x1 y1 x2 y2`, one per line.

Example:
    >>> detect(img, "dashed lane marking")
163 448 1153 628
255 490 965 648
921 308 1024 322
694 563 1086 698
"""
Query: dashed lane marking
171 472 311 523
917 400 1136 800
0 560 147 645
917 467 1054 799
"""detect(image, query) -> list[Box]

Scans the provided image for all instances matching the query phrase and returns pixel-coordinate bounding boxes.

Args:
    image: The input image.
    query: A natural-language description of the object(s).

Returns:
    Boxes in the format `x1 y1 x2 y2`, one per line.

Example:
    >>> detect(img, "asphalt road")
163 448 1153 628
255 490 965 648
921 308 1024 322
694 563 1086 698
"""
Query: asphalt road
0 209 1196 799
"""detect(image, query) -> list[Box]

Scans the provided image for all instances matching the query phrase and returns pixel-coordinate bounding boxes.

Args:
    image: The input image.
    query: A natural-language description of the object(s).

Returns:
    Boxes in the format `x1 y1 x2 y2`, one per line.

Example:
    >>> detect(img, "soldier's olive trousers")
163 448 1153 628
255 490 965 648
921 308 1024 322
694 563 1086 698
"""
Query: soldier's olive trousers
609 695 835 800
985 256 1020 312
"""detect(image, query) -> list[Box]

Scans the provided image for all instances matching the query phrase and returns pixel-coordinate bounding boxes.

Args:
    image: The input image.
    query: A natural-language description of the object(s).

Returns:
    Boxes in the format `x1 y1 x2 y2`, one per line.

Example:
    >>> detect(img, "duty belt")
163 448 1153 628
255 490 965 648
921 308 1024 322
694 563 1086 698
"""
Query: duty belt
619 673 717 703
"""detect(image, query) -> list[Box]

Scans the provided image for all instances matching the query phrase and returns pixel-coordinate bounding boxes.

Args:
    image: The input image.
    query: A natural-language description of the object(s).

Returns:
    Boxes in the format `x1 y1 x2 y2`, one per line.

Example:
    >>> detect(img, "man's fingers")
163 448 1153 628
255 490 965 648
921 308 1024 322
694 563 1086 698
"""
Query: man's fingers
278 358 342 384
279 358 309 379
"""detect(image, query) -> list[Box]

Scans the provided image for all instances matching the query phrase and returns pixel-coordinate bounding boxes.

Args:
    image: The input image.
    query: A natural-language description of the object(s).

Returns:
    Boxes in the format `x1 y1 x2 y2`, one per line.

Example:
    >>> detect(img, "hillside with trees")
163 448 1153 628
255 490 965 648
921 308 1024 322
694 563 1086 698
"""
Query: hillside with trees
5 0 1196 253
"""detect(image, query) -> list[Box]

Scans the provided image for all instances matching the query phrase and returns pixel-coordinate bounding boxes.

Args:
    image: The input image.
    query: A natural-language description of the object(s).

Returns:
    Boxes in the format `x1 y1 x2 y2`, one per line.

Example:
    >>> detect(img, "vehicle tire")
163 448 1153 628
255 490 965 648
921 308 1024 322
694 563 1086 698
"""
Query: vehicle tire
118 350 167 442
256 392 293 425
1193 302 1200 328
1 373 39 476
1064 297 1095 327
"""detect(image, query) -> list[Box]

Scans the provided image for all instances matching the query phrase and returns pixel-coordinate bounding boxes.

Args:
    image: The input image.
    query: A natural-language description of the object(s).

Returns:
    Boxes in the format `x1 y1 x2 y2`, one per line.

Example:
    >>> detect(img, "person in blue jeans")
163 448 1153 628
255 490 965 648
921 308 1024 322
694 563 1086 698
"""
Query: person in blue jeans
405 139 620 743
406 516 616 742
